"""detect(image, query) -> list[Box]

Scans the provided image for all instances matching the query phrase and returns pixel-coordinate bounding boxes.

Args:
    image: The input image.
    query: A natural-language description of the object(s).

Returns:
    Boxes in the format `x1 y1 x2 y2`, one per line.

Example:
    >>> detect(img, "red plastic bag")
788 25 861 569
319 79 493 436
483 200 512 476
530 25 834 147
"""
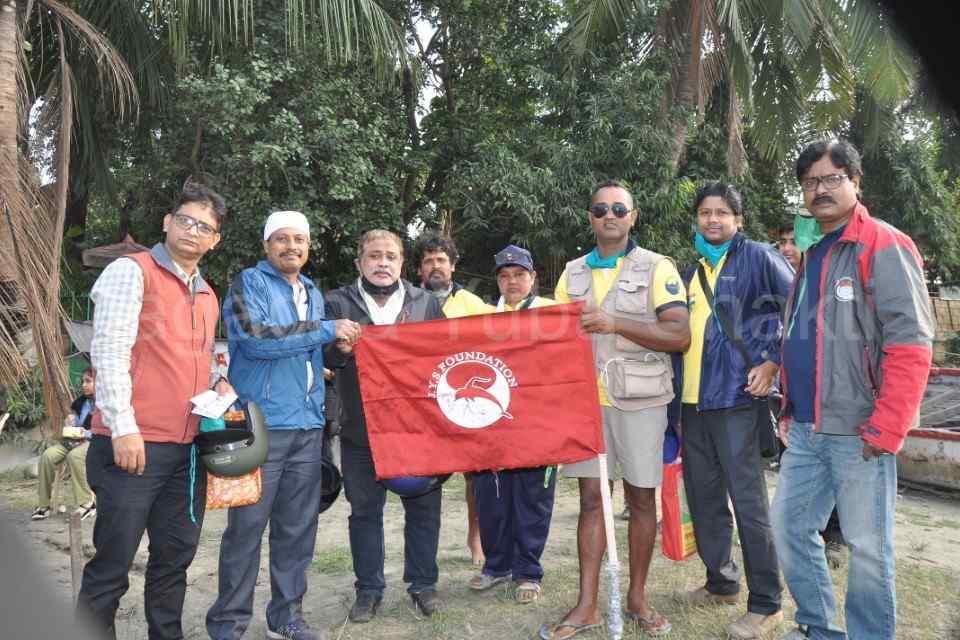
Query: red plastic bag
661 460 697 560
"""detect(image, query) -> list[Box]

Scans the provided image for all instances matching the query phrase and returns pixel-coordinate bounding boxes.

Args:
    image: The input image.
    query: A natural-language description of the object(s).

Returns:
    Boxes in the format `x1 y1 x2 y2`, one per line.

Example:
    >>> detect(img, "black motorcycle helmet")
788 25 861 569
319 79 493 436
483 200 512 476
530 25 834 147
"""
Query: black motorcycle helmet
318 458 342 514
382 474 451 498
196 402 269 477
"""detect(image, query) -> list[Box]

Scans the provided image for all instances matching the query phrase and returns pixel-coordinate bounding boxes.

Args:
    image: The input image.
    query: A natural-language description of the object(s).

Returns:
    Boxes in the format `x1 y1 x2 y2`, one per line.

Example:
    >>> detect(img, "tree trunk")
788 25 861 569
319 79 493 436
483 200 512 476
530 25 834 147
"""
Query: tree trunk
725 67 747 177
668 0 704 171
400 66 421 224
118 190 134 238
0 0 20 282
64 184 89 234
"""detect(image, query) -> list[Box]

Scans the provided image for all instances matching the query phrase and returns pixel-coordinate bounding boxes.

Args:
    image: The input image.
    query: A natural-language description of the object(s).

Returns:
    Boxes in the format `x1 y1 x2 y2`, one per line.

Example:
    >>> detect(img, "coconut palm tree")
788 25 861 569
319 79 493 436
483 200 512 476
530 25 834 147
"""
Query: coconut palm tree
0 0 408 431
560 0 915 175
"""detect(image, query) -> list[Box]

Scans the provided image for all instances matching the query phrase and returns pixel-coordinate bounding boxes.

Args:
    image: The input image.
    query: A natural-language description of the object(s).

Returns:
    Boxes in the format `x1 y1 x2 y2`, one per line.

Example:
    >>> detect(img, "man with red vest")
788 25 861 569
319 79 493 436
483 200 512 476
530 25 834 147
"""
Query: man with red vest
78 183 231 640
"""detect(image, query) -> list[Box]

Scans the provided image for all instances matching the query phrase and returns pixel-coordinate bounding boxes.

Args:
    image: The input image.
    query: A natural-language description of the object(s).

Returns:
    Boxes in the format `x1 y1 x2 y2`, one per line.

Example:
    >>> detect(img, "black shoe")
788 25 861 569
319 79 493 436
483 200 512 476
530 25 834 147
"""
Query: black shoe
825 539 845 569
410 589 442 617
348 591 382 623
31 507 50 520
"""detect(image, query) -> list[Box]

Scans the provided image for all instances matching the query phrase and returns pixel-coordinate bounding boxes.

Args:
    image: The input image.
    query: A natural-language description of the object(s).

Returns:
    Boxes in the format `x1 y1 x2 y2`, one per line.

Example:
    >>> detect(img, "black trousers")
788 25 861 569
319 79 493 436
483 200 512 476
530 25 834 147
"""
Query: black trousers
681 404 782 615
341 439 442 595
474 467 556 583
77 436 206 640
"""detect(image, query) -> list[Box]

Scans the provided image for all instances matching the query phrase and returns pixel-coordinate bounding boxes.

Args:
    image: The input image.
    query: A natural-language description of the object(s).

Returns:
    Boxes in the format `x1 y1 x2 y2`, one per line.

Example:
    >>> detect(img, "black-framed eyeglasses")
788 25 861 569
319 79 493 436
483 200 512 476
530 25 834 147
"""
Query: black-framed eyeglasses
800 173 849 192
172 212 219 238
589 202 633 219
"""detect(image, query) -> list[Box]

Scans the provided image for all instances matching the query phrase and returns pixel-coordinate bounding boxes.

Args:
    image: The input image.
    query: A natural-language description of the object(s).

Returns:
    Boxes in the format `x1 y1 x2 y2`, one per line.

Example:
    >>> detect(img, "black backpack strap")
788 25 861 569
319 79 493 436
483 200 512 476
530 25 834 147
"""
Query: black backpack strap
697 264 753 369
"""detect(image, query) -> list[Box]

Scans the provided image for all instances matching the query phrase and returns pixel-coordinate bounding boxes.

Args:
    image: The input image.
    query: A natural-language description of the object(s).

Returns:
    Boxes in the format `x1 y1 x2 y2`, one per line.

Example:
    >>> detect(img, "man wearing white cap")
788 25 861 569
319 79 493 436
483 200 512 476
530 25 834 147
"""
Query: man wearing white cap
208 211 361 640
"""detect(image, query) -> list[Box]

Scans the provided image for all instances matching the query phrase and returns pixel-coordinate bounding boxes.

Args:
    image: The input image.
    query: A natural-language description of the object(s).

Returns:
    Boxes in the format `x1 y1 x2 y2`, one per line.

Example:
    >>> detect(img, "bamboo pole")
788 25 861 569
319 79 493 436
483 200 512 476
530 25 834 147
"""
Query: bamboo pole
69 510 83 606
597 453 623 639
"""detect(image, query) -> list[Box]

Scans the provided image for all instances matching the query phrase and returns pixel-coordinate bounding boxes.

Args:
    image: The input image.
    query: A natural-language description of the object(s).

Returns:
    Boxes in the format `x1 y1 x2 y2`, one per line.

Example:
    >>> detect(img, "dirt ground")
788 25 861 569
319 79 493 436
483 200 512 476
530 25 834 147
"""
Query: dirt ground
2 463 960 640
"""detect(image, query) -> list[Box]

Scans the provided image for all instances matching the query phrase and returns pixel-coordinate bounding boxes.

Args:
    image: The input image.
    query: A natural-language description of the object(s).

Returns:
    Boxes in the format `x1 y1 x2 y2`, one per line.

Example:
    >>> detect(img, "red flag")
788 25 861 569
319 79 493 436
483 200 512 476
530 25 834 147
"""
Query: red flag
354 302 603 478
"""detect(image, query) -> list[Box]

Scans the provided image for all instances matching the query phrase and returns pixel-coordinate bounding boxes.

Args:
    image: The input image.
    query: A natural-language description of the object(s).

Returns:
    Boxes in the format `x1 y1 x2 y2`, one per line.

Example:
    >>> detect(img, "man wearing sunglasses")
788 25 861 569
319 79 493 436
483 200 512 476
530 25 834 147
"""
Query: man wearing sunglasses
78 183 233 640
772 140 934 640
539 180 690 640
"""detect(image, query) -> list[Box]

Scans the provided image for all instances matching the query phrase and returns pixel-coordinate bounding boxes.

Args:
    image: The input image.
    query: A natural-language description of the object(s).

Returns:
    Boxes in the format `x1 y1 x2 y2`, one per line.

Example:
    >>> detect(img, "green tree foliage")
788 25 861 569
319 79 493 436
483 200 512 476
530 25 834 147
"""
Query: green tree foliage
845 100 960 281
81 0 960 301
89 39 409 291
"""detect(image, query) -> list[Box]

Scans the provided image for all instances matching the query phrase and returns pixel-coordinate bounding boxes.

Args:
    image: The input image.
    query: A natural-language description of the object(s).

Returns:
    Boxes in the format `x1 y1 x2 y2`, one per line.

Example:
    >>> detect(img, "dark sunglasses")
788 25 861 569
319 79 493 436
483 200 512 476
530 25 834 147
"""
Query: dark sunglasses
589 202 633 219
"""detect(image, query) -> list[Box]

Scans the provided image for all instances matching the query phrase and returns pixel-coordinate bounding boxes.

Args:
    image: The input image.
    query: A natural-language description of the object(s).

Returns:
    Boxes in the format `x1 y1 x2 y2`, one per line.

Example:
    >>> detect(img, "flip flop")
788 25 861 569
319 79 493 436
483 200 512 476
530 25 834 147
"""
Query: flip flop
537 619 601 640
625 610 672 636
468 572 509 591
514 581 541 604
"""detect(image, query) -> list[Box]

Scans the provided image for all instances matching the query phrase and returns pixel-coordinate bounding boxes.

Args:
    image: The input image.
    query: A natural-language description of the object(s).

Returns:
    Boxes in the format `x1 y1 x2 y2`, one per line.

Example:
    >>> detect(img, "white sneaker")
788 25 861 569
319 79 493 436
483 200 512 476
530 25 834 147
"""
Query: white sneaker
75 502 96 521
779 628 809 640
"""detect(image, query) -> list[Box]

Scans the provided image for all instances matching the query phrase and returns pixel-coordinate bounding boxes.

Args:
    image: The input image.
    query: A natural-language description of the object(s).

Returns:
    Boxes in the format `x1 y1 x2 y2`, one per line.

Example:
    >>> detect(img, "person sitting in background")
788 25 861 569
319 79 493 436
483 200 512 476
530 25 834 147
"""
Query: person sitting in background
32 368 96 521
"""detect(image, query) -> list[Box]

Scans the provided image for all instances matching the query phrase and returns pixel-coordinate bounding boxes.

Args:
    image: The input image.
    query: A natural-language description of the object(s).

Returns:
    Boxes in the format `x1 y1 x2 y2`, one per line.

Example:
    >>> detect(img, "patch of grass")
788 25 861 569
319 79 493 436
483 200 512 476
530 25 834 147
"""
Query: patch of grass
312 545 353 574
897 562 960 640
0 478 38 509
937 518 960 530
898 505 934 523
0 467 26 482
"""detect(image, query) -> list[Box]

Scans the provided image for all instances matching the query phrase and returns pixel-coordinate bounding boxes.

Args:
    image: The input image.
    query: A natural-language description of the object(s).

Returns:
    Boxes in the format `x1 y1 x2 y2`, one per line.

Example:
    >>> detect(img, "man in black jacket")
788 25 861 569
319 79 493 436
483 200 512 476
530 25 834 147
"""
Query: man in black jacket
324 229 445 623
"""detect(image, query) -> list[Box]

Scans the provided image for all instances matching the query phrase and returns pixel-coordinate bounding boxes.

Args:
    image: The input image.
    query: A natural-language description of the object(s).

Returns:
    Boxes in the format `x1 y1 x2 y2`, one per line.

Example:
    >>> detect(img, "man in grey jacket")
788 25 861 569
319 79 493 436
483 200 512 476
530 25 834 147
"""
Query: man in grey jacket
772 140 934 640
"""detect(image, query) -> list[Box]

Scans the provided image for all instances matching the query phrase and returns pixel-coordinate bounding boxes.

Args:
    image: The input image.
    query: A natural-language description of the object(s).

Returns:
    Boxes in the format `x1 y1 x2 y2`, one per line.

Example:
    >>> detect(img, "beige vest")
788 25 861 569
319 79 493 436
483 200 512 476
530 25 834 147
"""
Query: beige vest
564 247 675 410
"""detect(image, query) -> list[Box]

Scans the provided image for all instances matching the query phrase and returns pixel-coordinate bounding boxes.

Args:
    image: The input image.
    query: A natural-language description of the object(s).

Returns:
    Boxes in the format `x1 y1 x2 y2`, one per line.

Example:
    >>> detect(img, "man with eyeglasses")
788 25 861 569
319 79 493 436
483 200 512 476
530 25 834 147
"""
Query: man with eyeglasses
673 182 792 640
771 140 934 640
539 180 690 640
207 211 361 640
78 183 234 640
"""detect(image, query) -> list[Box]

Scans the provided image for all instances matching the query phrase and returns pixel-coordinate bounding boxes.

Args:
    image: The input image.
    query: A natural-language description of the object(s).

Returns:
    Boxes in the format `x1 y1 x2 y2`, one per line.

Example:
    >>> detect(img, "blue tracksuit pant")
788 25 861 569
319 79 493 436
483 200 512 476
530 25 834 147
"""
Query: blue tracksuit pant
473 466 556 583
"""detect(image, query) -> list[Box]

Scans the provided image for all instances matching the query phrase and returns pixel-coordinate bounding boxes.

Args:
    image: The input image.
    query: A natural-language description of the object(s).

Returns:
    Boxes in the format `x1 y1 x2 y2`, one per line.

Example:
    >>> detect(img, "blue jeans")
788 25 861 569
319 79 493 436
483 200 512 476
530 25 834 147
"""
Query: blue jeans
206 429 324 639
341 440 441 595
771 422 897 640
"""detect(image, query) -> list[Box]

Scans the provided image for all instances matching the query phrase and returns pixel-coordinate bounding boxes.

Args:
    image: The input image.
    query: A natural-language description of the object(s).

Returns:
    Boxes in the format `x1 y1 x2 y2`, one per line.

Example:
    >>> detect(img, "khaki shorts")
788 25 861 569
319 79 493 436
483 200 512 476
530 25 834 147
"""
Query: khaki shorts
563 404 666 488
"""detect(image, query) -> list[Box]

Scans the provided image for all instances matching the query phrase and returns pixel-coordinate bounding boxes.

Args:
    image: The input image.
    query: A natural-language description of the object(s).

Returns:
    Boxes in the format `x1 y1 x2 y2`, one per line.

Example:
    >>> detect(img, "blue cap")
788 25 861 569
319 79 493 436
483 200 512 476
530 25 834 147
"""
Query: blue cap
494 244 534 272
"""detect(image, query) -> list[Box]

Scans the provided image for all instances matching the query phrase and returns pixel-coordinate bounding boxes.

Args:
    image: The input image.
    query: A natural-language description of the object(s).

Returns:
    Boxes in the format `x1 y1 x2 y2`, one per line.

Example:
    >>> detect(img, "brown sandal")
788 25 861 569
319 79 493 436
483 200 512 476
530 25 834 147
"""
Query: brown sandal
625 609 672 636
514 581 541 604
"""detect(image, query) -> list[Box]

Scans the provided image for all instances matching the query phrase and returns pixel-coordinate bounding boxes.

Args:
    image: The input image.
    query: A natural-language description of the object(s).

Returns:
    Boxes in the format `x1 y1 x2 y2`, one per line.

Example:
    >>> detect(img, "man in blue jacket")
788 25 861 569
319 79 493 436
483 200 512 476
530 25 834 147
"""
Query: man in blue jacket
207 211 361 640
676 182 793 640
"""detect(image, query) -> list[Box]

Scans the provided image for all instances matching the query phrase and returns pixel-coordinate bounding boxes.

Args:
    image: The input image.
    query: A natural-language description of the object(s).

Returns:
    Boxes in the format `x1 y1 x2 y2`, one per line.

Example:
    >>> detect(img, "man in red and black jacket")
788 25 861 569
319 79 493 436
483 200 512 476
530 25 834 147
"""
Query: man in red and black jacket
772 140 934 640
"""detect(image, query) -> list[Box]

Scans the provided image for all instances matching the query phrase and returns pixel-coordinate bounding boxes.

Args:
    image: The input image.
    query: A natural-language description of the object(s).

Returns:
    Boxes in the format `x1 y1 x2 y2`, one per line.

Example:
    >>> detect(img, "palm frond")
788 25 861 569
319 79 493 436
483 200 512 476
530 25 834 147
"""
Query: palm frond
154 0 409 78
40 0 139 121
560 0 645 70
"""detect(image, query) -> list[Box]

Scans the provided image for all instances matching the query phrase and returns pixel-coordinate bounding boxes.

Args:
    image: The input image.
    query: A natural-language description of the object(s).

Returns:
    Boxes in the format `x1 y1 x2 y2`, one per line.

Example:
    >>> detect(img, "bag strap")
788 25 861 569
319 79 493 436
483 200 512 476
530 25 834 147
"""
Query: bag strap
697 264 753 370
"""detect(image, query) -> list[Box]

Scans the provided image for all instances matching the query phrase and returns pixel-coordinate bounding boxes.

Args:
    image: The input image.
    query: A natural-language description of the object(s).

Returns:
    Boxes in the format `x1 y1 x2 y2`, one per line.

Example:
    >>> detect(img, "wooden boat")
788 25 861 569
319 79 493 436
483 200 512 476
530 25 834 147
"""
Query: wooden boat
899 367 960 491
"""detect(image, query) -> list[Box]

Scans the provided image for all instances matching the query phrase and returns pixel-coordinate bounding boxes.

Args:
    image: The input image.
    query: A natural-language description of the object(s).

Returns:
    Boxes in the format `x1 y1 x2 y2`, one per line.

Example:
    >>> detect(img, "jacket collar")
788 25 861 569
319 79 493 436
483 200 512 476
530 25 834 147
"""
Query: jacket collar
150 243 211 293
254 259 316 290
345 279 425 312
836 201 871 244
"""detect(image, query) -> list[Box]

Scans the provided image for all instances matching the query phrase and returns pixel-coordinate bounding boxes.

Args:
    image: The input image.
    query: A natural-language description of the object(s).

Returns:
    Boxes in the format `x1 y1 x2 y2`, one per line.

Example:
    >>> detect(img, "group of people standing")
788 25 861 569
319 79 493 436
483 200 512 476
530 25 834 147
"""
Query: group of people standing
71 138 932 640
